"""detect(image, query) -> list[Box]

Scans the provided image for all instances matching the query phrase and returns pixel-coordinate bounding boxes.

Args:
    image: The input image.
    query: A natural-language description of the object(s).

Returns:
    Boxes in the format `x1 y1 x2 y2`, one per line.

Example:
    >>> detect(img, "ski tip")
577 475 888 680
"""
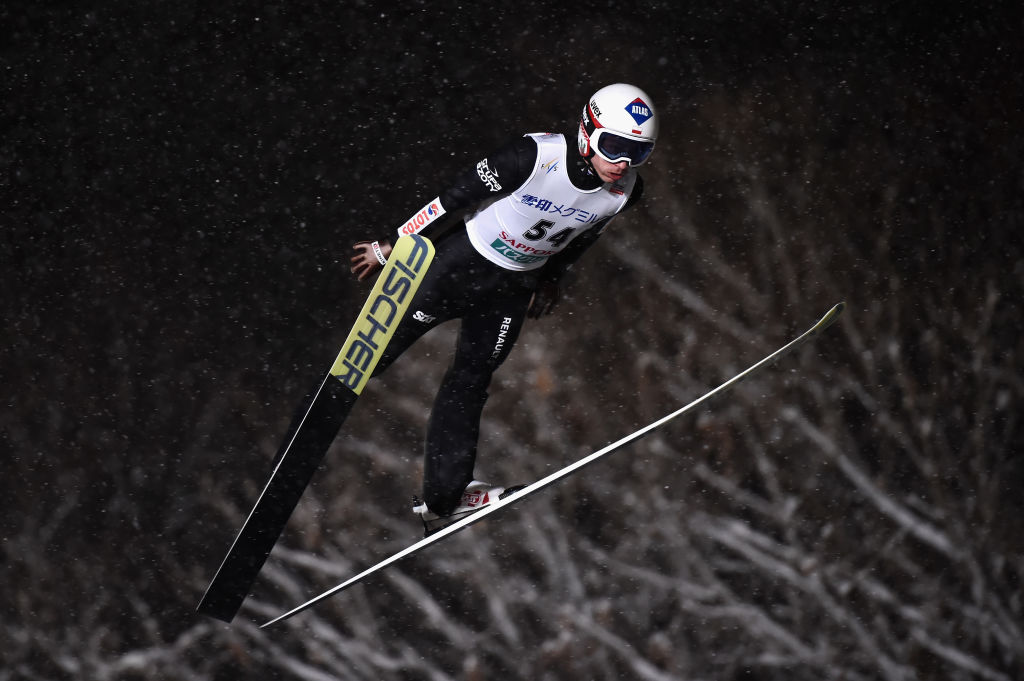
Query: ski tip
814 302 845 332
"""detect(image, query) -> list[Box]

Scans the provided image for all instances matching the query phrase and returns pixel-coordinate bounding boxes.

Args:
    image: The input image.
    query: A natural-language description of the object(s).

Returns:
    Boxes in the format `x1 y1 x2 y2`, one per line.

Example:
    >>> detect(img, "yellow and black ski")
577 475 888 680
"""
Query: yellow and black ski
197 234 435 622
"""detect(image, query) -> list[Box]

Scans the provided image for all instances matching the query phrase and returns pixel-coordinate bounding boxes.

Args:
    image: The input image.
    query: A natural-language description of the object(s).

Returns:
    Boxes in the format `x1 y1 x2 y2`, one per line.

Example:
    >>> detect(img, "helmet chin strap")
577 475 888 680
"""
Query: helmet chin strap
574 145 597 175
573 126 597 175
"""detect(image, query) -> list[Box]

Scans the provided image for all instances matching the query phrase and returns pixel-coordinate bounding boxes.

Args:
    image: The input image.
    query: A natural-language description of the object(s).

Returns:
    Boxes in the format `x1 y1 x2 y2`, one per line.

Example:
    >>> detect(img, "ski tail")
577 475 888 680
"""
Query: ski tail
197 381 356 622
259 302 845 628
197 235 435 623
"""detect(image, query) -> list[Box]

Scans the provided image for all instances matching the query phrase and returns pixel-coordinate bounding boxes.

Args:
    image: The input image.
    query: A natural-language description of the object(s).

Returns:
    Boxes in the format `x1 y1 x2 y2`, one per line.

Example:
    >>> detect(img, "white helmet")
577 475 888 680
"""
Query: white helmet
577 83 658 166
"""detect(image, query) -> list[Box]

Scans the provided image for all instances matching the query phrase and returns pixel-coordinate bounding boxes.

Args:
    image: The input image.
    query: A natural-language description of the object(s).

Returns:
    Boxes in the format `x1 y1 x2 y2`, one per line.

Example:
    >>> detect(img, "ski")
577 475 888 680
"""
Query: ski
197 234 435 623
260 302 845 628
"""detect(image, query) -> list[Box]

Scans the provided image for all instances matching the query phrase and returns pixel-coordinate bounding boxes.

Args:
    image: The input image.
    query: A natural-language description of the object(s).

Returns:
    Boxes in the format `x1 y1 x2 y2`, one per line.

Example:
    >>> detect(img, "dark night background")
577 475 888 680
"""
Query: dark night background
3 1 1022 680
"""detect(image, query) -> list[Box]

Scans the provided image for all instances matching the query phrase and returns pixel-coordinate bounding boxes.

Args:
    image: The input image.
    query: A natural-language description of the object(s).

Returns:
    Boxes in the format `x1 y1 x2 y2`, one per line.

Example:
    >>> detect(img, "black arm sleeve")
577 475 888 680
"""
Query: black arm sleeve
438 136 538 213
381 136 539 244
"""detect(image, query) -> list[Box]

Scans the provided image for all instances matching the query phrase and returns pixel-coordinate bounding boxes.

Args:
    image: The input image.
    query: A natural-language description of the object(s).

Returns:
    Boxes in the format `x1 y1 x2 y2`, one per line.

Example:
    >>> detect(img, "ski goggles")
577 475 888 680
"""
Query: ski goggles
592 129 655 166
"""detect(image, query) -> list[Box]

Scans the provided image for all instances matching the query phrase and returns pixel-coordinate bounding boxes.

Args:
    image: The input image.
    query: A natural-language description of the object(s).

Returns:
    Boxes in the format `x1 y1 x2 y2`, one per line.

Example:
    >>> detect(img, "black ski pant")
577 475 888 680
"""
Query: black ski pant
274 230 539 515
371 230 538 515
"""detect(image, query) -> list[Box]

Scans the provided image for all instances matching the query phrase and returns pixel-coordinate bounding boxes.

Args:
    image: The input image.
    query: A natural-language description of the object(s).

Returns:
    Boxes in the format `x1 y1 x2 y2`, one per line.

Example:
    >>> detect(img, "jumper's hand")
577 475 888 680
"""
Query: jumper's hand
527 279 560 318
350 240 392 281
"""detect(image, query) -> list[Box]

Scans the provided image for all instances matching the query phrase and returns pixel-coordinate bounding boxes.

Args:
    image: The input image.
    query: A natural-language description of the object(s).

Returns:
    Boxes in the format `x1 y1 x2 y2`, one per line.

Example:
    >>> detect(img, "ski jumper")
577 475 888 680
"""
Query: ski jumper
365 132 645 515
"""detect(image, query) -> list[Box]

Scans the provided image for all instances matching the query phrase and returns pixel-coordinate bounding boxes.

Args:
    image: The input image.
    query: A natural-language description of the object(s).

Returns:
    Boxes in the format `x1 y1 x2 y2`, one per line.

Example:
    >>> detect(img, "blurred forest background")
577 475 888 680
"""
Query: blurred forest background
3 1 1021 679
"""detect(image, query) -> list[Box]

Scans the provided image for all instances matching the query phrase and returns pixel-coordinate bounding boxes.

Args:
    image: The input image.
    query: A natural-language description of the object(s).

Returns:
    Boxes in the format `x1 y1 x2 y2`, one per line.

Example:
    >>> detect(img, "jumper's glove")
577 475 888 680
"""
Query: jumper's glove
527 279 560 318
350 240 392 281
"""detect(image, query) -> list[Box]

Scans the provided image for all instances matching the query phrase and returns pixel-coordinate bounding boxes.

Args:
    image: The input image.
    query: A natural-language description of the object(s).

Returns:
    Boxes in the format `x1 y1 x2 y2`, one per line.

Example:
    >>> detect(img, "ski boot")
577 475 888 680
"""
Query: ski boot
412 480 525 536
